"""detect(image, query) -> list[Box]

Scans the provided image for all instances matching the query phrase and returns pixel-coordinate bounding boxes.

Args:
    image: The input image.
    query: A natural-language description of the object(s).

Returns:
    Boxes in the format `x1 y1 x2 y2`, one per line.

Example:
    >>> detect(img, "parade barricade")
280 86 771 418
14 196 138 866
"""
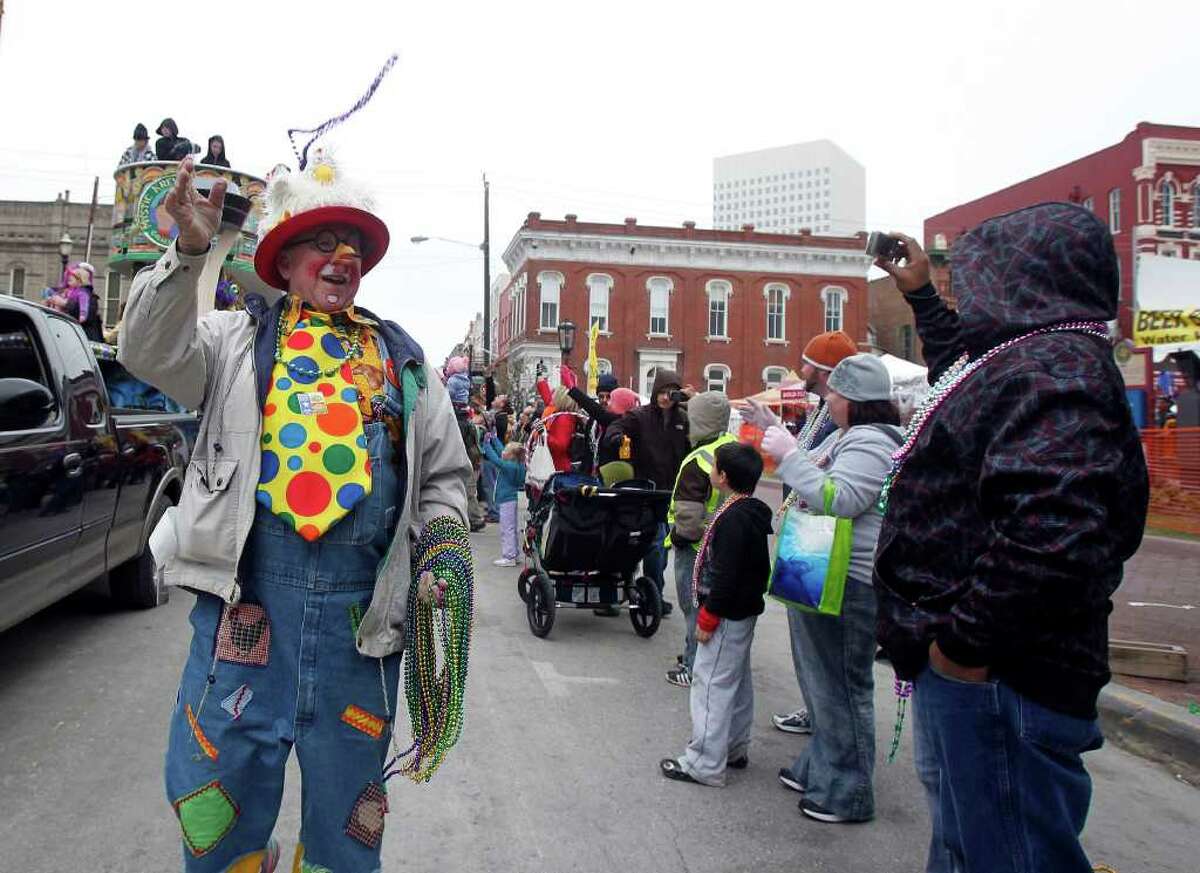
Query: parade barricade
1140 427 1200 536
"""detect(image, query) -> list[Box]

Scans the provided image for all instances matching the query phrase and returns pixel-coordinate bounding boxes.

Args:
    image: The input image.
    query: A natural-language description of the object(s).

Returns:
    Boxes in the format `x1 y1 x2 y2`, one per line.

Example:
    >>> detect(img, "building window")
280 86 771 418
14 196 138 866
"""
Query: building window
763 366 787 389
538 271 562 330
1161 180 1175 227
706 279 732 339
105 273 122 325
1082 196 1093 212
821 286 846 333
647 276 672 335
7 266 26 298
897 324 915 361
587 273 611 333
764 283 788 341
1193 182 1200 227
705 364 731 393
1109 188 1121 233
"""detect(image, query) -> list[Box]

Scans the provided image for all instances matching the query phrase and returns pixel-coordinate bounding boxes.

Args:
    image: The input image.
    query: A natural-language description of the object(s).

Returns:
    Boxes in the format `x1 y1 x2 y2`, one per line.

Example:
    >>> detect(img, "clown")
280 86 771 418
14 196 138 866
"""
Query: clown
119 152 473 872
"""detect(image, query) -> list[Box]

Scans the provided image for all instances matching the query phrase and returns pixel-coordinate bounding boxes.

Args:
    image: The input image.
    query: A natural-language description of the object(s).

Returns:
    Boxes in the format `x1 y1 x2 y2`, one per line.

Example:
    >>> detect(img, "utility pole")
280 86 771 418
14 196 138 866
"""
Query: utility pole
482 172 491 369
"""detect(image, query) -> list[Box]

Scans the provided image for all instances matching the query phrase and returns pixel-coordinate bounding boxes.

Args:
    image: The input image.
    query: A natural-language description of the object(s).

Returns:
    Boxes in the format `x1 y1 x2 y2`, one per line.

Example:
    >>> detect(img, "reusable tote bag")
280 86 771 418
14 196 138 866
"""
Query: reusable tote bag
768 478 852 615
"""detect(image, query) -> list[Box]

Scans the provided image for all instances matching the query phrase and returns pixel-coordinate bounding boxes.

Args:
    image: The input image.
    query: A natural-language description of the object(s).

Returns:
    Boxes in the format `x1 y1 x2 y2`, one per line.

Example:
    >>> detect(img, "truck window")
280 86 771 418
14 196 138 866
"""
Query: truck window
0 311 52 389
97 355 184 413
46 315 104 426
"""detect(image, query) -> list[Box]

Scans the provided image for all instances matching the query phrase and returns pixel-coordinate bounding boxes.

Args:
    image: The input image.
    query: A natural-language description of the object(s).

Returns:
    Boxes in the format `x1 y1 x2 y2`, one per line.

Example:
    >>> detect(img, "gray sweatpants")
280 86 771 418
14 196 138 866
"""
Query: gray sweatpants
677 615 757 786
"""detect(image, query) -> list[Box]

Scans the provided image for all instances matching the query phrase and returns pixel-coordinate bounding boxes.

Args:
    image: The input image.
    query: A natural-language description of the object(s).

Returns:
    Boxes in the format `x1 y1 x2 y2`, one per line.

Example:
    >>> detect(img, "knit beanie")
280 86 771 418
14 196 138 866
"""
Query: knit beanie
597 373 619 393
608 388 639 415
687 391 732 445
826 354 892 402
801 331 857 372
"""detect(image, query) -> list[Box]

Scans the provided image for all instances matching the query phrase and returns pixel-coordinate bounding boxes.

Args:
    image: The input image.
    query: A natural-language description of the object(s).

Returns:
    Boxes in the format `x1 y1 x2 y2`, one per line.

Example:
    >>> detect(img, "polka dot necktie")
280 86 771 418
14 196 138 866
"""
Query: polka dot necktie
257 312 371 541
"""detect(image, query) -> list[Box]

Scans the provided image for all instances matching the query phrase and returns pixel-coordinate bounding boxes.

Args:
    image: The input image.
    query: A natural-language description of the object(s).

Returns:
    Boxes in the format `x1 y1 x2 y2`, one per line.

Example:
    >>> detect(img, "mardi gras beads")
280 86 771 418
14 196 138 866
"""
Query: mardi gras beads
382 516 474 784
877 320 1109 513
886 677 914 764
274 306 367 380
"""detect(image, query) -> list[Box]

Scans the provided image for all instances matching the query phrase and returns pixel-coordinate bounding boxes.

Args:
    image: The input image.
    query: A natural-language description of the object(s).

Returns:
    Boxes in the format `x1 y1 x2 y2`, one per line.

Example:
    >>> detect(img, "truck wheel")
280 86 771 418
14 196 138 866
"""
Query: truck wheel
110 499 172 609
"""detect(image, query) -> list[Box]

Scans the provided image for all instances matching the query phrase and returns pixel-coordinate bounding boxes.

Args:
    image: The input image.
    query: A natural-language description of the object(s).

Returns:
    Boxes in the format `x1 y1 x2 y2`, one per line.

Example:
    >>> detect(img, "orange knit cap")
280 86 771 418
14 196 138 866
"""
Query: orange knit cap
801 331 857 371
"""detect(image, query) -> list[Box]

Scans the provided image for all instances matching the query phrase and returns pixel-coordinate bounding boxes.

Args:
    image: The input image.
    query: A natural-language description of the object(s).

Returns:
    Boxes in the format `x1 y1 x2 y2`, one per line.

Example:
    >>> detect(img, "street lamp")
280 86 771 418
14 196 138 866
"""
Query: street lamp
557 320 577 364
58 232 73 276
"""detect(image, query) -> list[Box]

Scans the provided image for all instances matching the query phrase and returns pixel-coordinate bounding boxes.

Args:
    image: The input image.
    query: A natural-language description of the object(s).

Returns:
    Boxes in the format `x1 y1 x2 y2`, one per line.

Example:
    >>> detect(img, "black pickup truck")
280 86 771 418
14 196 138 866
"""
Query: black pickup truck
0 296 197 631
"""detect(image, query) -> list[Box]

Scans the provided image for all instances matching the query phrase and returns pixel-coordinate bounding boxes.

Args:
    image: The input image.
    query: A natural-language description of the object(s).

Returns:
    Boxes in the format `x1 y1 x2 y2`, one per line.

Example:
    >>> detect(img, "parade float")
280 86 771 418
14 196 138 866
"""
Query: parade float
108 159 268 316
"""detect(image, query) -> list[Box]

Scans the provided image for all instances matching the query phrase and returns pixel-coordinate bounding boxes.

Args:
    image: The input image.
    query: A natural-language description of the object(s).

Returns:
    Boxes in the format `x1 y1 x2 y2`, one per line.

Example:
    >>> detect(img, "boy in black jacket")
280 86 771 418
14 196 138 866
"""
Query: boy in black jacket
660 443 772 787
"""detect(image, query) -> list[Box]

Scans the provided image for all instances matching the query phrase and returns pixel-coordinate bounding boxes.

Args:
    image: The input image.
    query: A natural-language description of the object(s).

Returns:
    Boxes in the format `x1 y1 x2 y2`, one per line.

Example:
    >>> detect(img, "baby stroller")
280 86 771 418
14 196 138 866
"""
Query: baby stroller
519 471 670 639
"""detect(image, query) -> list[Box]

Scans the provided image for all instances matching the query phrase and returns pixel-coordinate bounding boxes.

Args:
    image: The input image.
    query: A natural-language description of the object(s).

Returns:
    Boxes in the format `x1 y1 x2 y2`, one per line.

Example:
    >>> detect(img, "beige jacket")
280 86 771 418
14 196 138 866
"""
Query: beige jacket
119 242 470 657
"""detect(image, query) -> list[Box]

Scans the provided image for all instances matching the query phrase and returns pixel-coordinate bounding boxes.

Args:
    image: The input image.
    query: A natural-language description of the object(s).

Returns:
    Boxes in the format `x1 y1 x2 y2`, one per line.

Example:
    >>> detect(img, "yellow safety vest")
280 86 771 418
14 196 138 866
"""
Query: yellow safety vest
665 433 739 550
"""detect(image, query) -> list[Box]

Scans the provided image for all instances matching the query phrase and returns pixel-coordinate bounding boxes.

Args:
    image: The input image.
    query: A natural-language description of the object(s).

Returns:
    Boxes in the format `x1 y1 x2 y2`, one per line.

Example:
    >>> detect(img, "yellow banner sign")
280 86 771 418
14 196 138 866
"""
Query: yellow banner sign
1133 309 1200 347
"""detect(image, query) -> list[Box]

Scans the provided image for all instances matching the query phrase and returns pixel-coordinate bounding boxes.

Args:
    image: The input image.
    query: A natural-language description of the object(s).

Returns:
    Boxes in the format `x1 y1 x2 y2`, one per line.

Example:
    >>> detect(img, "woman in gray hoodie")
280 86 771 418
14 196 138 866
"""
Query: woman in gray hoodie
761 354 902 824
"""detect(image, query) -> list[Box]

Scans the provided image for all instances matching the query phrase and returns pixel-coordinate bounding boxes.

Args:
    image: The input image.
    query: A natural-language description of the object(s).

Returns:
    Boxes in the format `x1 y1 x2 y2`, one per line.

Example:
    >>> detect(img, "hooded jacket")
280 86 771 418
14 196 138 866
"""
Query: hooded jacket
874 203 1149 719
606 368 689 490
670 391 732 546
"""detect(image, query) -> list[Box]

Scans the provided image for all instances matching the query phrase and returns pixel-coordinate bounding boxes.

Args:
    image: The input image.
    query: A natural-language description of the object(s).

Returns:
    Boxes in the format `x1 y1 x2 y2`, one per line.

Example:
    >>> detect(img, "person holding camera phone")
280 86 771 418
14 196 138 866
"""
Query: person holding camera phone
871 207 1148 873
605 369 693 617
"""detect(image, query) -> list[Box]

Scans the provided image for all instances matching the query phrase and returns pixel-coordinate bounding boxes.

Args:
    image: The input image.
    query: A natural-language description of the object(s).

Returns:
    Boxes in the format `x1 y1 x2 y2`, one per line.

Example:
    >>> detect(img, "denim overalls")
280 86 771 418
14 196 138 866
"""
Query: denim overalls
165 375 406 873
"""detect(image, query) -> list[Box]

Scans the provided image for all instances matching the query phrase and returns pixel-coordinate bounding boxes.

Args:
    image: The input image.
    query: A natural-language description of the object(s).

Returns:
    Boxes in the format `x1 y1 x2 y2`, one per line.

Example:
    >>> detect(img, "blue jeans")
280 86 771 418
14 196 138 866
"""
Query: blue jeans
912 665 1104 873
642 522 669 600
673 547 699 669
165 421 402 872
784 577 876 820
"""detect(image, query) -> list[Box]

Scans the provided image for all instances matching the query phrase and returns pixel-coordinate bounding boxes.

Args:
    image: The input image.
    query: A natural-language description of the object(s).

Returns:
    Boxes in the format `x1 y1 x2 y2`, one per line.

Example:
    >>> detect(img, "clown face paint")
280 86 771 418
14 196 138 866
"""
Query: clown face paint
277 224 364 312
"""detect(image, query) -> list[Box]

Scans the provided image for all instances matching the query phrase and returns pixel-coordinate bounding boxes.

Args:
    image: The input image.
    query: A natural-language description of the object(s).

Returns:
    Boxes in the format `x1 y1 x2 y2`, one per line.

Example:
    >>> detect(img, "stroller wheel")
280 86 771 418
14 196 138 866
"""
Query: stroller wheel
527 573 556 638
517 567 536 604
629 576 662 638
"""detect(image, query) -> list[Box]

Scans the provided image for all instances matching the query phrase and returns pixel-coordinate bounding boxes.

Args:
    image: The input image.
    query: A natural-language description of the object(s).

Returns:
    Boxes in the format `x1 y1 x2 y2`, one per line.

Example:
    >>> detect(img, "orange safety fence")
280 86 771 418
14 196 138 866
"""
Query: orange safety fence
1141 427 1200 537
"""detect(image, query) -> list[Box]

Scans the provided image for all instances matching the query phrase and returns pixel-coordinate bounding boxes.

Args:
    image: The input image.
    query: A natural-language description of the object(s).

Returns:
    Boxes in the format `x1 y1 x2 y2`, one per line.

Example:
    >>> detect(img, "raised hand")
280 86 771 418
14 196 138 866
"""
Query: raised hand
874 232 931 294
745 398 781 431
163 157 227 255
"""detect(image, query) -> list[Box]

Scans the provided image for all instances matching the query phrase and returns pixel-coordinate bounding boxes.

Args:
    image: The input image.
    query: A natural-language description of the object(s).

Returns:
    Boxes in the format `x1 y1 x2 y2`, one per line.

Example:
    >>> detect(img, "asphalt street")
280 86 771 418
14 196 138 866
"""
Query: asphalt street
0 509 1197 873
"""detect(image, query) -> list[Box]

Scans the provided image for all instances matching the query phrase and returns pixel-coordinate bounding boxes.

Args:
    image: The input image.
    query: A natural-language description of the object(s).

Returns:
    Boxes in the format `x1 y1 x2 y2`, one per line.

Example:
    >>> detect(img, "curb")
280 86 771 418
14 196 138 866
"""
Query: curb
1097 682 1200 784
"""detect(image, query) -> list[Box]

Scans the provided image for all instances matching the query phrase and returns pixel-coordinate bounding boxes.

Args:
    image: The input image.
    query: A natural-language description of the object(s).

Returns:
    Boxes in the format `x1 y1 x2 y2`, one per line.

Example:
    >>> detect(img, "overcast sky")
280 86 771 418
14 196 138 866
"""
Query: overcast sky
0 1 1194 362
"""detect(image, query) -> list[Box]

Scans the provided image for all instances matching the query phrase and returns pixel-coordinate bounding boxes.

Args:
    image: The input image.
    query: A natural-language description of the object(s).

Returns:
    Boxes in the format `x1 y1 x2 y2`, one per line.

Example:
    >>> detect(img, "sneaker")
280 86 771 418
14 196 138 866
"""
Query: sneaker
777 768 805 793
593 605 620 616
799 798 850 823
492 558 517 567
665 666 692 688
661 600 674 617
470 522 487 532
772 709 812 734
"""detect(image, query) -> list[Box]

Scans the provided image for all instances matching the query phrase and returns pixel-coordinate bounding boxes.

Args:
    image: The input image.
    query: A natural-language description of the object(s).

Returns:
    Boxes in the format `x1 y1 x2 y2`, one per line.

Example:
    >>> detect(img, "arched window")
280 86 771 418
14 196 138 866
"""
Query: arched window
538 271 562 330
584 357 613 376
764 282 789 341
763 366 787 388
7 266 26 298
1108 188 1121 233
646 276 672 336
705 364 731 393
1160 180 1175 227
706 279 732 339
821 286 847 333
587 273 612 332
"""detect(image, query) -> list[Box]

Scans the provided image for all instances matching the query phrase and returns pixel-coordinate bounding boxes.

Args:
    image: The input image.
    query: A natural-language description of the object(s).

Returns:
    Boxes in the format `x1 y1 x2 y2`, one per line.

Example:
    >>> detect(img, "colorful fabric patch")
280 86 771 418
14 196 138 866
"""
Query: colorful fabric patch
341 703 385 739
221 684 254 720
216 603 271 666
174 780 239 857
185 703 219 761
348 603 364 638
344 781 387 849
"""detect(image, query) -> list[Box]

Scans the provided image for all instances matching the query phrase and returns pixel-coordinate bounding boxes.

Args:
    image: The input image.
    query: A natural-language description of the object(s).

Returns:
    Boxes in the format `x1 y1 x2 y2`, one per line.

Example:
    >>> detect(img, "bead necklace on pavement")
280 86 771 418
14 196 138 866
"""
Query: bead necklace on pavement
880 318 1109 764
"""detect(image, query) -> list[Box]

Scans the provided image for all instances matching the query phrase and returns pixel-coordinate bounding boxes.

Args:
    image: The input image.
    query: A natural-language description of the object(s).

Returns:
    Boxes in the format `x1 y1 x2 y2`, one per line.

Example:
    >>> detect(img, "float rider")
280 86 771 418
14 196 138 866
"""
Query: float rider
119 153 472 873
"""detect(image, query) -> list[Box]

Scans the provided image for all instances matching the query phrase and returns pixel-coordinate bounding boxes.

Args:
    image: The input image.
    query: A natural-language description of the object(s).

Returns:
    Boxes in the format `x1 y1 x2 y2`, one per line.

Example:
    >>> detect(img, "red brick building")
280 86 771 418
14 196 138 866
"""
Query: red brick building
490 213 871 399
922 122 1200 339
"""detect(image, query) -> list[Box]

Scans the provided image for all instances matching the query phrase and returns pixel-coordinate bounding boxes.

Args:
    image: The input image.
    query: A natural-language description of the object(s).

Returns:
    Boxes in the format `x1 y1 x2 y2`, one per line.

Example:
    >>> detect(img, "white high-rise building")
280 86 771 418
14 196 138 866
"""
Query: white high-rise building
712 140 865 236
